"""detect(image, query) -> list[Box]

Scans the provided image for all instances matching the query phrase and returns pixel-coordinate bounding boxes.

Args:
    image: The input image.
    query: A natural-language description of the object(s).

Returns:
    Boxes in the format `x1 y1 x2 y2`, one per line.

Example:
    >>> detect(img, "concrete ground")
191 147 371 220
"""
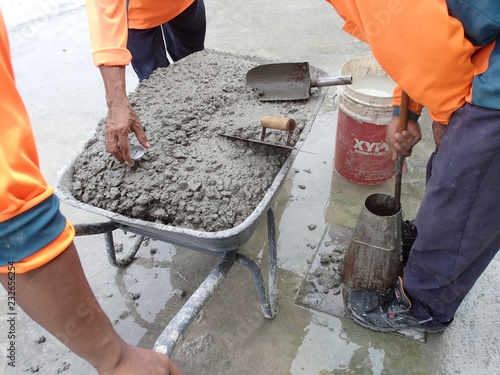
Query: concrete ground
0 1 499 374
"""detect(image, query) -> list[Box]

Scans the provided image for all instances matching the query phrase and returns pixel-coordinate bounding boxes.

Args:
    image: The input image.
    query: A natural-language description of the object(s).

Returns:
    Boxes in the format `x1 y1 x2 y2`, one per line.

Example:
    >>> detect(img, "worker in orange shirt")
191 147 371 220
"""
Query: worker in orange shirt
84 0 206 164
326 0 500 334
0 7 182 374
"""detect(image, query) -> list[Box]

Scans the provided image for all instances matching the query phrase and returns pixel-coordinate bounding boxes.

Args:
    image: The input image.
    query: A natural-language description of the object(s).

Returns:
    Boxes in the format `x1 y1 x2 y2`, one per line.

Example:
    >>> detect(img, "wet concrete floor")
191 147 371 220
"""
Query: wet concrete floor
0 1 499 374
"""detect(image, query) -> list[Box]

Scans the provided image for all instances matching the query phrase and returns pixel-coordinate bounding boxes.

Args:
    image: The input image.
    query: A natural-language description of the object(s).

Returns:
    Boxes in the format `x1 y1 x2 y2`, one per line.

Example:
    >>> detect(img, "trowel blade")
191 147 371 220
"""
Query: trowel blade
218 133 312 153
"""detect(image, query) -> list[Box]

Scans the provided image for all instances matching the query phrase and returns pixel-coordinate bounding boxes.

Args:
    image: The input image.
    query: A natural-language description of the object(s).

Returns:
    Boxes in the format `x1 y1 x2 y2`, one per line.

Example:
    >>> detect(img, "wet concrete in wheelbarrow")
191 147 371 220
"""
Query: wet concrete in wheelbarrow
1 2 500 375
70 49 325 232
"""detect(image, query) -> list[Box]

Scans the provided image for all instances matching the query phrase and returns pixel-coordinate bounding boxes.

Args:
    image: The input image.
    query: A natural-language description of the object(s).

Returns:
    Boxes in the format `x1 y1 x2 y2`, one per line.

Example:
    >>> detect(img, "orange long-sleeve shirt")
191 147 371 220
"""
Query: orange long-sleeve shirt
85 0 194 67
325 0 492 124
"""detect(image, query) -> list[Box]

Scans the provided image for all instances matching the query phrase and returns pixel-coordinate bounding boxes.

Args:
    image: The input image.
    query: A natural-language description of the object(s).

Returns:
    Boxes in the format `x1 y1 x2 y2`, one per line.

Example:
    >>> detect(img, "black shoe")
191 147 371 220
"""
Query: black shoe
345 277 448 333
402 220 418 261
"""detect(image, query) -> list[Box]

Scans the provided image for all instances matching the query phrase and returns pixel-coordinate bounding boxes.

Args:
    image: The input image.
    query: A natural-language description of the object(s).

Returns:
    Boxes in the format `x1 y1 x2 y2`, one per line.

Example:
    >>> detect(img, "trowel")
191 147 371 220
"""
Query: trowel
246 62 353 101
218 133 301 152
219 115 314 153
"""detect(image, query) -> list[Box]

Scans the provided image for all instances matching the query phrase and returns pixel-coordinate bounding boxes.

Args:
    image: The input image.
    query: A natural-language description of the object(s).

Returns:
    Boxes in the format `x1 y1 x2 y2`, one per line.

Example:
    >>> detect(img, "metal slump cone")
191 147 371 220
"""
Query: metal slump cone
342 193 404 291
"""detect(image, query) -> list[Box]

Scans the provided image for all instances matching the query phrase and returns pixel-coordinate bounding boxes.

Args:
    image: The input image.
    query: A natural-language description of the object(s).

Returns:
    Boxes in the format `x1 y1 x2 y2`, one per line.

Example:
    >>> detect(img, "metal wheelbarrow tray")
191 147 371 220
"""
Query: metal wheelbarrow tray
54 49 329 355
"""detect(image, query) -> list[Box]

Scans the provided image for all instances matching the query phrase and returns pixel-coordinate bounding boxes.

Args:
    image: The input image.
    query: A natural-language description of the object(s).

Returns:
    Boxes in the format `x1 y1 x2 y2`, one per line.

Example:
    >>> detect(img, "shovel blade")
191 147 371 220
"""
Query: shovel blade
246 62 311 101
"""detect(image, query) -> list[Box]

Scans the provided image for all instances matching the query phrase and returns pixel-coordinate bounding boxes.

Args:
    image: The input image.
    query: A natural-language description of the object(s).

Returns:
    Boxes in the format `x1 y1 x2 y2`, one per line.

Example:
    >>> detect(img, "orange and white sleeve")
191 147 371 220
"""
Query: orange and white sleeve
84 0 132 67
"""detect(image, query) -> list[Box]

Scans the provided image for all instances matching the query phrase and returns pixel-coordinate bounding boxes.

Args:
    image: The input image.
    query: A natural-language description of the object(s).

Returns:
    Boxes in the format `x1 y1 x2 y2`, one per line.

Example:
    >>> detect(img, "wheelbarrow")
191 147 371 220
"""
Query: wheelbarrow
54 66 329 357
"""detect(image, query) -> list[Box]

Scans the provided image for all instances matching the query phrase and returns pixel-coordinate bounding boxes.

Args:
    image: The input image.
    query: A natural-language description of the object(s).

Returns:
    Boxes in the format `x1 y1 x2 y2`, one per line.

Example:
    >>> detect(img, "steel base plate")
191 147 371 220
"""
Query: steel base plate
295 223 427 343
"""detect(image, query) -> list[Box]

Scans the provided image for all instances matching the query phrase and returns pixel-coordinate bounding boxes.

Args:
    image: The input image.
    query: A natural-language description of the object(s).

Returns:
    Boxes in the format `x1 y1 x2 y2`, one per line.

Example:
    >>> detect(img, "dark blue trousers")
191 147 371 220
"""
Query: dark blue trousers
126 0 206 82
404 103 500 325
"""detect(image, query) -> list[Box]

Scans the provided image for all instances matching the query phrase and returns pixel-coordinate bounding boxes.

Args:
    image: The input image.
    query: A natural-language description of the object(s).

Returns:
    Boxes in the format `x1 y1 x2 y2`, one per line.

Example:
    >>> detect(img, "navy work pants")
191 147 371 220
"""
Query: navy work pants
404 103 500 325
126 0 206 82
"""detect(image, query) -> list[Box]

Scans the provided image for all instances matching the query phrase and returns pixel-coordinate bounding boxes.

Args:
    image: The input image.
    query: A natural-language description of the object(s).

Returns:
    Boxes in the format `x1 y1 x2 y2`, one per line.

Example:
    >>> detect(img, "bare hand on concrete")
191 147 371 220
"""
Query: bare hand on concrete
386 115 421 160
104 98 149 164
99 65 150 164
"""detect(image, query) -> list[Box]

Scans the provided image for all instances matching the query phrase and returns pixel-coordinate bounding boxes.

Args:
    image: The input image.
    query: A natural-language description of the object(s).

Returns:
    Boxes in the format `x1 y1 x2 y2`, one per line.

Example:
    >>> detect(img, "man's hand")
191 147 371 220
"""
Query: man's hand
386 115 421 160
432 120 446 150
98 343 183 375
105 98 149 164
99 65 149 164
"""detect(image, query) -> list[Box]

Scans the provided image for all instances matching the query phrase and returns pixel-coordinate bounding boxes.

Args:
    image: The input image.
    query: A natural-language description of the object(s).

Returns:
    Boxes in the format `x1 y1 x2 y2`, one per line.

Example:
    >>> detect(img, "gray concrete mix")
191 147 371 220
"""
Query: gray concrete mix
0 1 499 374
70 49 323 232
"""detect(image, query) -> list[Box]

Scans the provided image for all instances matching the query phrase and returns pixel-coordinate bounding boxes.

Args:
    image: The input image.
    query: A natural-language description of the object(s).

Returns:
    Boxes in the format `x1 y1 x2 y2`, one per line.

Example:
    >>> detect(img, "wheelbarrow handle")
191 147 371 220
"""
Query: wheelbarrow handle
311 75 353 88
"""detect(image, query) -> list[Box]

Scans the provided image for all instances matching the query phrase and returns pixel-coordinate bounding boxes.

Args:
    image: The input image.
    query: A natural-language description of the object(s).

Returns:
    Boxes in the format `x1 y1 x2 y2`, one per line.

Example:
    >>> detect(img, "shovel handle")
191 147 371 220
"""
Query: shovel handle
261 116 296 131
311 75 353 88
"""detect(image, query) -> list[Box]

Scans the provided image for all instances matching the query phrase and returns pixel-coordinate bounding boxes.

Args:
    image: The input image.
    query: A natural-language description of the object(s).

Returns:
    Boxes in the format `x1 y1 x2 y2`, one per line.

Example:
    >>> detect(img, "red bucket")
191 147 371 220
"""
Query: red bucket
334 56 397 185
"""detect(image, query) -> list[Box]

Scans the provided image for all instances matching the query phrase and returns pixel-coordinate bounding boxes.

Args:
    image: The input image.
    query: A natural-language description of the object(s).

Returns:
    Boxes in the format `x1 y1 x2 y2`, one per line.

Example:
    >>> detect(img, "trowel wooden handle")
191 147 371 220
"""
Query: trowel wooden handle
261 116 296 131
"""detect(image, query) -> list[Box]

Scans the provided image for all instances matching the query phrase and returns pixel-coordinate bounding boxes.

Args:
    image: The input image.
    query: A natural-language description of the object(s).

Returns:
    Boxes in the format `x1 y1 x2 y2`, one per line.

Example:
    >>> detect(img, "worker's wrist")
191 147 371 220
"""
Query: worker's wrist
105 94 130 109
99 65 128 106
90 332 127 373
392 106 420 121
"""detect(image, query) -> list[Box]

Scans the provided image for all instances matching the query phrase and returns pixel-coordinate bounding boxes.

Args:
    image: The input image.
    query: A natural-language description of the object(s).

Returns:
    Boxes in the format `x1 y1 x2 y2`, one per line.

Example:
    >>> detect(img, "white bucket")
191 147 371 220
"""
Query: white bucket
335 56 397 184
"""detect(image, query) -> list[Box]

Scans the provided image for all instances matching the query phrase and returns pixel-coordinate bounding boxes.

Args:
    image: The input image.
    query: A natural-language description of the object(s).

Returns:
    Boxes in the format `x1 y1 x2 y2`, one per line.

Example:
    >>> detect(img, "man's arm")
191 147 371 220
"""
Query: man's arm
0 242 181 375
85 0 149 164
99 65 149 164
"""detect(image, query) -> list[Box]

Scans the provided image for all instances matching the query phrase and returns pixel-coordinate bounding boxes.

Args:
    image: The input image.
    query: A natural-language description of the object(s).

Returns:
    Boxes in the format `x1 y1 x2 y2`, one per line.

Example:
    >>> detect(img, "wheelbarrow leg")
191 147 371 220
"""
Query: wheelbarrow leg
153 251 237 357
236 207 279 318
74 221 143 268
104 232 145 268
266 207 279 316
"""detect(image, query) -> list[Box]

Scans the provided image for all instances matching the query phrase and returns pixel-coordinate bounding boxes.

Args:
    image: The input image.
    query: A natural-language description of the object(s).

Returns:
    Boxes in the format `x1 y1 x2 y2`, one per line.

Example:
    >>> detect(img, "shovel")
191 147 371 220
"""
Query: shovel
246 62 353 101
